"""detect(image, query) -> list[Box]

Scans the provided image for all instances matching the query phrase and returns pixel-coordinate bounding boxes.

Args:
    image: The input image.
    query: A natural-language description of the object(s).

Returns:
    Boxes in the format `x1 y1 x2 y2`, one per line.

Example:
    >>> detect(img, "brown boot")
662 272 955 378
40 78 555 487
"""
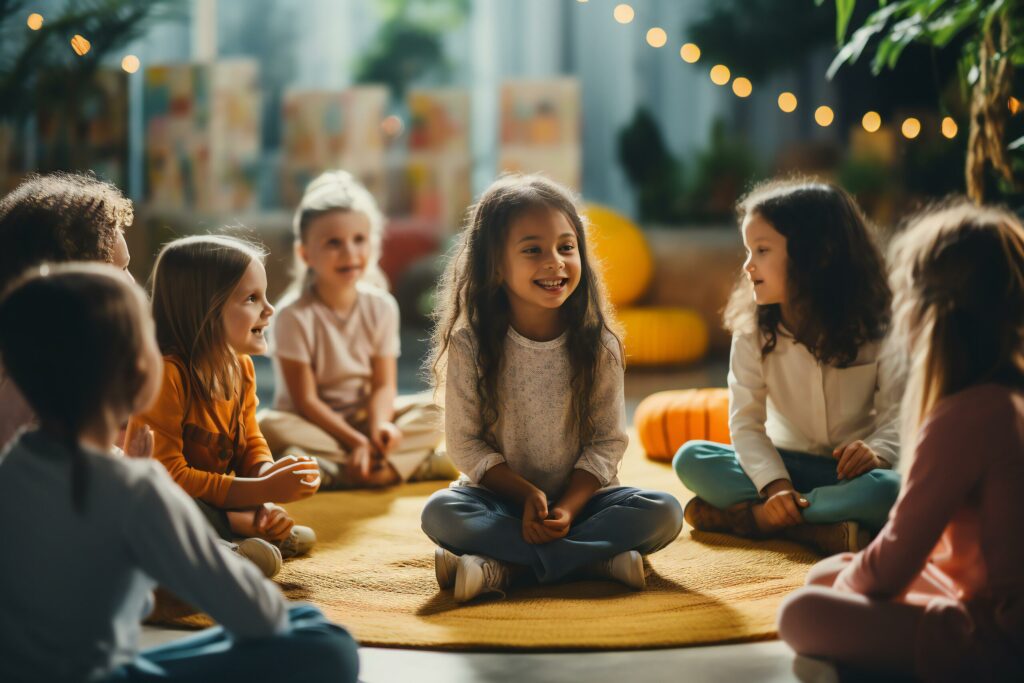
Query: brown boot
781 521 860 556
683 497 762 537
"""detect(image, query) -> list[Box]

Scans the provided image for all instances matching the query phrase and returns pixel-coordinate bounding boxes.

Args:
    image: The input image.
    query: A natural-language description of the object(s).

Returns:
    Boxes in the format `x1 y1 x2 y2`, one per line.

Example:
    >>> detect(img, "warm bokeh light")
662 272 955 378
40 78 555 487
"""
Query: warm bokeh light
26 13 43 30
777 92 797 113
679 43 700 63
381 115 404 137
941 117 958 139
613 4 634 24
732 77 752 98
709 64 731 86
902 117 921 139
815 105 834 127
70 34 91 56
861 111 881 133
646 28 667 48
121 54 140 74
1010 96 1021 115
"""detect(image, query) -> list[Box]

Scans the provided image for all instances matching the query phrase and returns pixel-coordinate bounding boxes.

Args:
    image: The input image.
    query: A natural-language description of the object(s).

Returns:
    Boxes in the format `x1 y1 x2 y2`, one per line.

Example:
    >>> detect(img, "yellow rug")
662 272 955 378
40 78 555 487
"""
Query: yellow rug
153 440 818 650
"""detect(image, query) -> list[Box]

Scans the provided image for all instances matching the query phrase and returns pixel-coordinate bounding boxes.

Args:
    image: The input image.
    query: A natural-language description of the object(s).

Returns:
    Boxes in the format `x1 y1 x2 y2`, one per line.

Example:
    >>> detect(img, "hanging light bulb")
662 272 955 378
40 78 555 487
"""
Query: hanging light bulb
777 92 797 113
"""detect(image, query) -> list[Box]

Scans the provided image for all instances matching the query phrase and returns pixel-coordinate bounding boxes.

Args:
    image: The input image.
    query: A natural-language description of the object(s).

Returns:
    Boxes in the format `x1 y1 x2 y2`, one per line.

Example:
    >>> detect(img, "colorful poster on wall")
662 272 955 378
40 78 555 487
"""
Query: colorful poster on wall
499 78 581 191
35 68 129 188
406 88 471 233
144 59 260 213
280 86 388 208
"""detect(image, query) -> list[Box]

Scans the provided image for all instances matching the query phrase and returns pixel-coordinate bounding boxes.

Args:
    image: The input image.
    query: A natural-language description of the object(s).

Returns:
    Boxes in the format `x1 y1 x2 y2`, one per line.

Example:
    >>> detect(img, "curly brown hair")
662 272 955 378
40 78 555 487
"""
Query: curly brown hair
428 174 622 447
723 178 891 367
0 172 134 294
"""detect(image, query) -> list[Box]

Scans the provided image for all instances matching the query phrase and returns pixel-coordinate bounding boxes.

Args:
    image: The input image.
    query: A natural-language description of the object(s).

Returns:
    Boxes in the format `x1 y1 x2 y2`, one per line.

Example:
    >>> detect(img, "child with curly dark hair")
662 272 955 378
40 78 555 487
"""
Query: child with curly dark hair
674 179 902 556
420 174 682 603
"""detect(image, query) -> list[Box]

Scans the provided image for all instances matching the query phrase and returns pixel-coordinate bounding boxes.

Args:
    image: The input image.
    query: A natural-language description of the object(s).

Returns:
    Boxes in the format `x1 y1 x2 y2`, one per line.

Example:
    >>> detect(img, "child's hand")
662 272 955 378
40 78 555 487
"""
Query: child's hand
346 440 374 482
761 483 808 528
833 440 882 480
254 503 295 543
123 423 153 459
540 506 572 540
260 460 321 502
521 489 561 544
261 453 320 478
371 421 403 457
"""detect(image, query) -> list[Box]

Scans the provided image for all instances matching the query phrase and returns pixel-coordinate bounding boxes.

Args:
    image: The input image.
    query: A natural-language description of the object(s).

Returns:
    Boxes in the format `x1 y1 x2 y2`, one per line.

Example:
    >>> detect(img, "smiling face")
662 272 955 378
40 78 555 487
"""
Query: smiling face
742 211 789 307
298 210 371 292
221 258 274 355
500 207 582 317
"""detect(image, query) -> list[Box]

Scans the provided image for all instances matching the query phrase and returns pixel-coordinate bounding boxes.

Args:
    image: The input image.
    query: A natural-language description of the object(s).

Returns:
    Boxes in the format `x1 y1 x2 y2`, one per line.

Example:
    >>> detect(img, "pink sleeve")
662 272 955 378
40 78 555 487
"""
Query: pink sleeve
837 392 997 598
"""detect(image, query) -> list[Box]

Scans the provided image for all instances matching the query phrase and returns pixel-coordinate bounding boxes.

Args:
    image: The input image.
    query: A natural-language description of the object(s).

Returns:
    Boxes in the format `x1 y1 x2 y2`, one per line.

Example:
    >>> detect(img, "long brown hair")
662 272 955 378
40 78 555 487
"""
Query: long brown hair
150 235 266 425
723 178 892 367
428 174 622 447
889 201 1024 470
0 172 134 293
0 264 151 511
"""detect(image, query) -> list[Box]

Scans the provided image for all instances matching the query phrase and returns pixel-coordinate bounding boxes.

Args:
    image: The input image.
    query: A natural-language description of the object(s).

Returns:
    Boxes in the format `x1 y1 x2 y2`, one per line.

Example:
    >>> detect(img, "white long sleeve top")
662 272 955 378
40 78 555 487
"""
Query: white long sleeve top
0 431 290 682
728 330 901 493
444 326 627 500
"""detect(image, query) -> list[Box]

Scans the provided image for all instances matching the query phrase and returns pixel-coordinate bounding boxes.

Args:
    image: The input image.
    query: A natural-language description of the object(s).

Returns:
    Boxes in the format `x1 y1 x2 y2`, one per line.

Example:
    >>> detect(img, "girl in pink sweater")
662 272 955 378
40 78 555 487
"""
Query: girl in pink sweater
777 202 1024 681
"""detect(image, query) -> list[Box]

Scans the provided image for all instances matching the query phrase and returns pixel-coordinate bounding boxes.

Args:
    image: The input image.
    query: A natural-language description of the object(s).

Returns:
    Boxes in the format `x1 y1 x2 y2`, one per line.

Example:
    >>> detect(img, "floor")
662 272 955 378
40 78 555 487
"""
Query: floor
144 329 840 682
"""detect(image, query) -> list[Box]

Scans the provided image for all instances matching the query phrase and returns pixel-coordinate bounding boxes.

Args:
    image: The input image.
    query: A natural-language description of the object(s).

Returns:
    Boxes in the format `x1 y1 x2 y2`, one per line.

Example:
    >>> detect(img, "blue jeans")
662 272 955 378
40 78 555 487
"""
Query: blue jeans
420 485 683 583
673 440 900 531
107 605 358 683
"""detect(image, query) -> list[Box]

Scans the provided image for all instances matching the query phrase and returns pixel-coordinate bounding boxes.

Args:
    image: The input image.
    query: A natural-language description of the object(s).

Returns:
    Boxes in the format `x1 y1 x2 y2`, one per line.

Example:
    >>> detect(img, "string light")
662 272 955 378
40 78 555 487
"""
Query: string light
646 28 667 48
732 77 752 98
901 117 921 139
70 34 91 56
613 4 634 24
1009 97 1021 115
709 65 730 86
26 13 43 30
679 43 700 63
778 92 797 113
861 111 881 133
121 55 140 74
814 106 834 127
941 117 958 139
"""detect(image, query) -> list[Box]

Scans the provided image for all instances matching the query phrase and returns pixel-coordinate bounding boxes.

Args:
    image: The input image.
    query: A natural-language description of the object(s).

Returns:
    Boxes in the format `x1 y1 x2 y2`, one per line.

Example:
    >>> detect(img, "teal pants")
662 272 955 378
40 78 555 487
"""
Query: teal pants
672 440 900 531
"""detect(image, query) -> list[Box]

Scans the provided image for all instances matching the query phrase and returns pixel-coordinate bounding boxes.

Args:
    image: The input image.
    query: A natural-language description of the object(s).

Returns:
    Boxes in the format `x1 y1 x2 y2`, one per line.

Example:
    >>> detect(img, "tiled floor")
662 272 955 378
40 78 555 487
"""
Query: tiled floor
151 329 838 682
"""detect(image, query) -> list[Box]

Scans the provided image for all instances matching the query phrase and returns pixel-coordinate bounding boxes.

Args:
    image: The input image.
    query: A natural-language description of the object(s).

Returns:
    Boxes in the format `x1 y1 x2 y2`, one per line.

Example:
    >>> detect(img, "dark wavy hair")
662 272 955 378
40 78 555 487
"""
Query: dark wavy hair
0 172 134 294
723 178 891 366
428 174 622 446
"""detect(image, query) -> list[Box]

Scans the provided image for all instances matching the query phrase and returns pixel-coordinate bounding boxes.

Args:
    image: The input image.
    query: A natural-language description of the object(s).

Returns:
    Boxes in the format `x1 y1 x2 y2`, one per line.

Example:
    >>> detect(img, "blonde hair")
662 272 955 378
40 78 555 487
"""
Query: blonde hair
285 170 388 301
150 235 267 421
888 201 1024 473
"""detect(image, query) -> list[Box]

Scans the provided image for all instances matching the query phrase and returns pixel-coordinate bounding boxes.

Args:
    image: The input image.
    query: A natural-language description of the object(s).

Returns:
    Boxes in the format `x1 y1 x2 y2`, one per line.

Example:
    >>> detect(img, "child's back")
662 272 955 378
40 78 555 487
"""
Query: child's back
0 431 285 681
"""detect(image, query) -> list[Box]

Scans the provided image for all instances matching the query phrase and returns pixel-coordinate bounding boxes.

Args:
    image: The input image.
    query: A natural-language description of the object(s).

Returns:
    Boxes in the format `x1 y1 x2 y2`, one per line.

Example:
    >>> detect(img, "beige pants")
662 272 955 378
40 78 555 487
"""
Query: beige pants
258 393 449 487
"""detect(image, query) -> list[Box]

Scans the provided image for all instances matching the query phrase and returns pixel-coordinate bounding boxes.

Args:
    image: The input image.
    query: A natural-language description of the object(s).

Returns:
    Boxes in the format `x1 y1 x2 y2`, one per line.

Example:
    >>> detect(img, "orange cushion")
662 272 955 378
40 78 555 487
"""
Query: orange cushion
634 388 730 462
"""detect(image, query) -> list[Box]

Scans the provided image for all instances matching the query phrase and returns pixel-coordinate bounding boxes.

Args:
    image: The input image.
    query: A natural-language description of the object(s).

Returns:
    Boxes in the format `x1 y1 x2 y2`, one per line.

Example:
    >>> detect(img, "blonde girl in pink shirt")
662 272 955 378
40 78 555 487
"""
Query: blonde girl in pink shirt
259 171 454 489
777 202 1024 681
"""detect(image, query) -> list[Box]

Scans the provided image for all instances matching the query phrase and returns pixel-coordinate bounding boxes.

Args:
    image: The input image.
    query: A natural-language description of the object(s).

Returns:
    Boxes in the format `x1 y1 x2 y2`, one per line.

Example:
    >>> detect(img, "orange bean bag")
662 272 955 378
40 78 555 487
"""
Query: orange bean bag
634 388 731 462
617 307 709 366
585 204 653 307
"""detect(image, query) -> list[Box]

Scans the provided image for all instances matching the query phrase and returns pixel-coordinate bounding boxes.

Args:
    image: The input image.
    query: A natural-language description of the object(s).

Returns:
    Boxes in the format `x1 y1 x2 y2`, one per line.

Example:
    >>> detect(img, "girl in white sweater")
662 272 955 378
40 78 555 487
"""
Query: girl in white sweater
421 174 682 603
674 179 901 556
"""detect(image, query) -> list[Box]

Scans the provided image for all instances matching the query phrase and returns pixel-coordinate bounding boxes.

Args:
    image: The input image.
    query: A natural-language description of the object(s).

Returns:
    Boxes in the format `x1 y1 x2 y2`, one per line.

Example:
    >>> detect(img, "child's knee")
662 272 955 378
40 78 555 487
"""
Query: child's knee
804 553 855 587
672 440 716 493
860 469 901 510
420 490 471 546
777 589 830 654
649 491 684 539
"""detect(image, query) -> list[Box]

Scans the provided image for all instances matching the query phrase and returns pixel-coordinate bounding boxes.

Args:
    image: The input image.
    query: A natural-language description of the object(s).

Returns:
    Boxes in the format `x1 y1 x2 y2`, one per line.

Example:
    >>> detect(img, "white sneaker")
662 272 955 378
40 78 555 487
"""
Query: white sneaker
434 547 459 589
233 538 283 578
279 525 317 559
588 550 646 590
453 554 510 603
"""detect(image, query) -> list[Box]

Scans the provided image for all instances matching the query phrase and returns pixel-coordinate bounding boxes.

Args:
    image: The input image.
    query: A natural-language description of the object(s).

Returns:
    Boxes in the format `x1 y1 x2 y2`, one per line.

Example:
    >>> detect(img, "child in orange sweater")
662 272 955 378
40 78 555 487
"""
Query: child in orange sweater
128 235 321 560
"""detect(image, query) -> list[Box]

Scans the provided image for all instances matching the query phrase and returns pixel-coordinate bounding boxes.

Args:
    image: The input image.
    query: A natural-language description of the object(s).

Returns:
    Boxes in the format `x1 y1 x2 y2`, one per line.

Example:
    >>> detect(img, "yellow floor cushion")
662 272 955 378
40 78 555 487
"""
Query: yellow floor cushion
618 306 709 366
585 203 653 307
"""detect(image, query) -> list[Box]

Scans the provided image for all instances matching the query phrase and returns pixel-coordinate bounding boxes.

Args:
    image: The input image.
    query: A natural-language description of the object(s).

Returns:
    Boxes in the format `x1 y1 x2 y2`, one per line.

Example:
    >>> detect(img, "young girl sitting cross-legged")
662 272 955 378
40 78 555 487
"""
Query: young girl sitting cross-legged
128 235 321 563
778 202 1024 681
420 174 683 603
0 264 358 683
673 179 902 556
259 170 455 489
